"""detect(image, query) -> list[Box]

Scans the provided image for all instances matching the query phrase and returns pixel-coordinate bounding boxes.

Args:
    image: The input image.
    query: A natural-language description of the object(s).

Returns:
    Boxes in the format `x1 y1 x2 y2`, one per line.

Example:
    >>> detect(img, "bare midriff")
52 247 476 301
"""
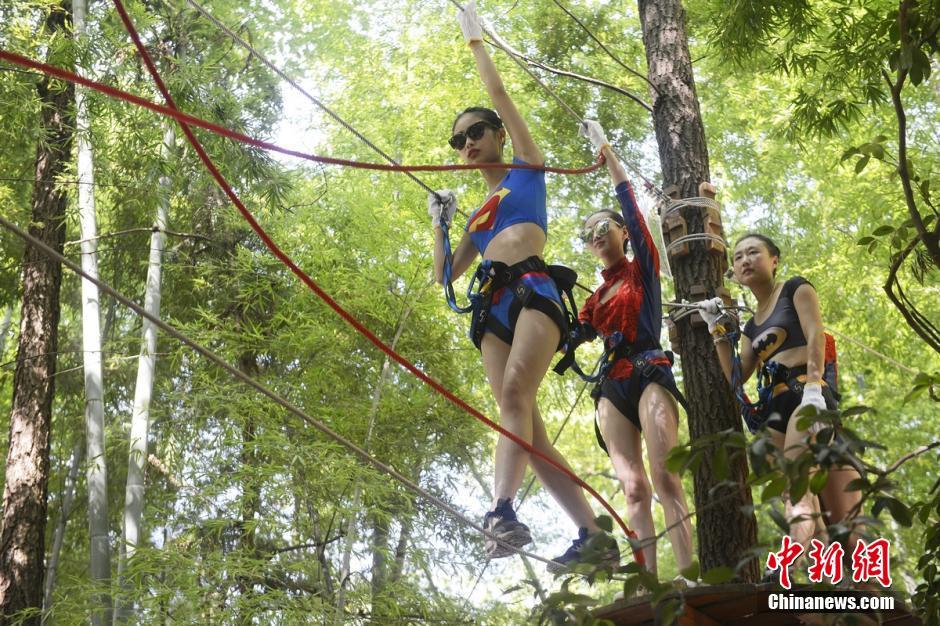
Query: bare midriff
762 346 808 370
480 222 546 265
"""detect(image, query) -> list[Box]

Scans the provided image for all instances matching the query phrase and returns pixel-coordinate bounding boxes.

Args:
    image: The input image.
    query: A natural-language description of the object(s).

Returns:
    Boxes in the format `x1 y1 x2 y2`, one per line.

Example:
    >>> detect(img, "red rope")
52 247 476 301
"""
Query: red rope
18 3 642 563
0 49 604 176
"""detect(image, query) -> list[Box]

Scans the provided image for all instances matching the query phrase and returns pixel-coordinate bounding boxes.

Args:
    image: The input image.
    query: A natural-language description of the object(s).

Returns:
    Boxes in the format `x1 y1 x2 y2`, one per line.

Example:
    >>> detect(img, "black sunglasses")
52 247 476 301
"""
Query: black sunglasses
449 121 495 150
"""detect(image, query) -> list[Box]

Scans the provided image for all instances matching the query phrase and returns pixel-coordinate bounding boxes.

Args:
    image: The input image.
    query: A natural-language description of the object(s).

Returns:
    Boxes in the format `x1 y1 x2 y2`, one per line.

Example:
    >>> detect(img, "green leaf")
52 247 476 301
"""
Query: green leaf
657 598 682 626
840 147 861 161
810 468 829 495
875 496 913 527
900 42 914 69
680 562 700 581
857 236 875 245
665 446 690 474
594 515 614 533
911 48 931 85
872 224 895 236
840 405 871 417
855 154 871 173
620 576 642 599
762 475 788 501
702 566 735 584
790 472 810 504
769 507 789 531
713 444 729 482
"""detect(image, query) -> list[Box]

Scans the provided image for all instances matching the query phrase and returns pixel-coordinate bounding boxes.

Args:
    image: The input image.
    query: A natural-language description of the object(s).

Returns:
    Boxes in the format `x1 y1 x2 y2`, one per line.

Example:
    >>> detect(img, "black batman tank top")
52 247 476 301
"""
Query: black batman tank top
743 277 813 363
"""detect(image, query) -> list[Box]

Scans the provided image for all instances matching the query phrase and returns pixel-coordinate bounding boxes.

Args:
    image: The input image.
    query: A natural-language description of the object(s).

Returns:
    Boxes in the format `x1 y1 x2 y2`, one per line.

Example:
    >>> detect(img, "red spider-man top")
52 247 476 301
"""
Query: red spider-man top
579 181 665 379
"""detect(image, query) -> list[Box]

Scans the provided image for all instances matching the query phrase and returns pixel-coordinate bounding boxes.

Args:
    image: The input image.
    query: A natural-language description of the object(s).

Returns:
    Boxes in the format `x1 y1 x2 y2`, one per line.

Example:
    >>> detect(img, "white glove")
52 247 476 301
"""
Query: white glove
457 0 484 44
695 297 724 335
798 383 827 415
428 190 457 228
579 120 610 154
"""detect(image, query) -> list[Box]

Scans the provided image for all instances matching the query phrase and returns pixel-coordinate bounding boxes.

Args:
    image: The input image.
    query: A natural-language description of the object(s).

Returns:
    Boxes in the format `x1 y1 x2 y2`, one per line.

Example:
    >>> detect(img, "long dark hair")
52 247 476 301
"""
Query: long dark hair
452 107 503 132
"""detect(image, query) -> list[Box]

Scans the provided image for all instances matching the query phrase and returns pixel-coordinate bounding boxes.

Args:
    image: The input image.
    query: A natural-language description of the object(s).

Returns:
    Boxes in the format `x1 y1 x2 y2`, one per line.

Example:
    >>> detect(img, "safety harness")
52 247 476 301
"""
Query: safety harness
439 217 579 350
727 323 841 433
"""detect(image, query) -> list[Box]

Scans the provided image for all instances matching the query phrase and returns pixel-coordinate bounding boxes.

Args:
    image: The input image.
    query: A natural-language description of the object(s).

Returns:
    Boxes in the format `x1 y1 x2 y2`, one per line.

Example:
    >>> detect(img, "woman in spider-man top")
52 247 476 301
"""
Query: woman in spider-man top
574 120 693 576
427 1 615 572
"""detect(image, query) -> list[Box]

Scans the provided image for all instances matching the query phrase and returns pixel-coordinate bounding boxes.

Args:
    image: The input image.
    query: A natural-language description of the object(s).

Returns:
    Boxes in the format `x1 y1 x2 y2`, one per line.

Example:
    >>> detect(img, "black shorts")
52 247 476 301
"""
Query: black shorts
763 379 839 434
591 351 685 454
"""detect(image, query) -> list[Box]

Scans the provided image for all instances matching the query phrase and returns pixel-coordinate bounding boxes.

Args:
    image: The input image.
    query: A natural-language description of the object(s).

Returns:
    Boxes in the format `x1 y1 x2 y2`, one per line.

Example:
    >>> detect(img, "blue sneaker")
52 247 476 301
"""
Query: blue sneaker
547 527 620 574
483 499 532 559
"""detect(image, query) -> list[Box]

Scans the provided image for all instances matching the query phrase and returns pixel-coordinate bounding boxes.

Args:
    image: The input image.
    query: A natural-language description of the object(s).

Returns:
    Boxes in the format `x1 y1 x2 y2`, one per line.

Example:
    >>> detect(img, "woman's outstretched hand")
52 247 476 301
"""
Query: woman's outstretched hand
457 0 484 44
579 120 610 154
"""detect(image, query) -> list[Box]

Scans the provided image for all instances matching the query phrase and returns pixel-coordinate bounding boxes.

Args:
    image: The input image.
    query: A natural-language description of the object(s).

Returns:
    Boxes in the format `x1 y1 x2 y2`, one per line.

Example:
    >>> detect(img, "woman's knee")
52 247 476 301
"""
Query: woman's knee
618 471 652 507
650 467 683 501
500 373 535 416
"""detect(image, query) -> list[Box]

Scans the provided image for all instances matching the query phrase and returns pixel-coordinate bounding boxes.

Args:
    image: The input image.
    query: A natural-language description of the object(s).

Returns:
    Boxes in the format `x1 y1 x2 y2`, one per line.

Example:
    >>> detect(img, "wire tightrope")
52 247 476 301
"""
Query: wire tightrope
0 212 557 568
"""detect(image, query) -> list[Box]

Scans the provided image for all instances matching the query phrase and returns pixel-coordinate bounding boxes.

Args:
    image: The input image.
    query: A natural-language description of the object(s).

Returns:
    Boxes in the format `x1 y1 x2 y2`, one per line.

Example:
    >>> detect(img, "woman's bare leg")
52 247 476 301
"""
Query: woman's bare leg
639 383 693 571
481 307 560 505
597 398 656 573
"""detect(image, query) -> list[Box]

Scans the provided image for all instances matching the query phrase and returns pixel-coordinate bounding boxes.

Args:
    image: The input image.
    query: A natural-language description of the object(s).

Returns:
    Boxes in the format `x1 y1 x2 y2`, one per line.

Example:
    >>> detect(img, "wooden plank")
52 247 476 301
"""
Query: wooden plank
676 603 723 626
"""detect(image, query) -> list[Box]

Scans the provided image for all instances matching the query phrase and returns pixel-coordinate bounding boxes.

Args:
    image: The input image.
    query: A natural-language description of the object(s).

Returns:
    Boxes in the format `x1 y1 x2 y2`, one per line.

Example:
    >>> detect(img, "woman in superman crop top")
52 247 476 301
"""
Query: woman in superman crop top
426 1 612 572
573 120 692 576
700 232 862 568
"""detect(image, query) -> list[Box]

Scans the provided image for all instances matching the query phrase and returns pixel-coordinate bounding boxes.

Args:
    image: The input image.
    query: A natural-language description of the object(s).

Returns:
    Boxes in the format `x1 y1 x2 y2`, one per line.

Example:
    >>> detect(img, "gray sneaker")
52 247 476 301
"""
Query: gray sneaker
483 500 532 559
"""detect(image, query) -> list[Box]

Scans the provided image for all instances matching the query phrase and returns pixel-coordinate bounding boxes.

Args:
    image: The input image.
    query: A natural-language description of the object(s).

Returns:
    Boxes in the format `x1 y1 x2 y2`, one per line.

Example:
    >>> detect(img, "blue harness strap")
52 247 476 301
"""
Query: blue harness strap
439 217 480 314
728 329 777 433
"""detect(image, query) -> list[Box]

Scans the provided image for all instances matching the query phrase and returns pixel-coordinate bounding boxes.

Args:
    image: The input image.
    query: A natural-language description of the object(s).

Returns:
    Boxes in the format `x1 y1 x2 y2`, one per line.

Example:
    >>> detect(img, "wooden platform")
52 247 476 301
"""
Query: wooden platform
594 583 923 626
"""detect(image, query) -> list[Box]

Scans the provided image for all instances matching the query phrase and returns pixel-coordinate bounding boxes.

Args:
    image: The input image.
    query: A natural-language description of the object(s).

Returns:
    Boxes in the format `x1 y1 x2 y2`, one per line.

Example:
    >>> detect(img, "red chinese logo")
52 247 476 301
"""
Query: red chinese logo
766 536 892 588
851 538 892 587
766 536 804 590
807 538 844 584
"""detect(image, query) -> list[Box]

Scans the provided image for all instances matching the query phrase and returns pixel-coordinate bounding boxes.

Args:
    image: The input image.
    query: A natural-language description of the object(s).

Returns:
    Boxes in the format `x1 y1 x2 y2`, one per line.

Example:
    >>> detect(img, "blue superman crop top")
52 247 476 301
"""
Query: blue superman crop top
464 157 547 255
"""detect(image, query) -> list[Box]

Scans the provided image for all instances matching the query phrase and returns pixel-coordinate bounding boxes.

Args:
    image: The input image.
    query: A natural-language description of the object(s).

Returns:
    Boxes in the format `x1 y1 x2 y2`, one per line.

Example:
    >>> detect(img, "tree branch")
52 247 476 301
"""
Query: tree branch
883 235 940 353
882 65 940 268
484 36 653 112
882 440 940 476
65 226 212 246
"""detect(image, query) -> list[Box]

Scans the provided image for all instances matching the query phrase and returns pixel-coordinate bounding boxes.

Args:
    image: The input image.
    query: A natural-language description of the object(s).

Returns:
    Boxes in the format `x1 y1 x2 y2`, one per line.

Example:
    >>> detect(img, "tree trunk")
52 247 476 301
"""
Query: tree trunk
0 306 12 357
116 124 175 624
389 504 414 586
369 511 389 618
42 438 83 622
638 0 759 580
73 0 112 620
0 3 75 622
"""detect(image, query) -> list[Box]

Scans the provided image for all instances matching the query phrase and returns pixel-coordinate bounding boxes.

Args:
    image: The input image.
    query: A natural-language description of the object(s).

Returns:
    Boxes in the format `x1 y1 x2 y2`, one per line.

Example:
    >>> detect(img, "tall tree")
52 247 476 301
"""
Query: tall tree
0 1 75 622
116 124 175 624
73 0 112 621
637 0 759 579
